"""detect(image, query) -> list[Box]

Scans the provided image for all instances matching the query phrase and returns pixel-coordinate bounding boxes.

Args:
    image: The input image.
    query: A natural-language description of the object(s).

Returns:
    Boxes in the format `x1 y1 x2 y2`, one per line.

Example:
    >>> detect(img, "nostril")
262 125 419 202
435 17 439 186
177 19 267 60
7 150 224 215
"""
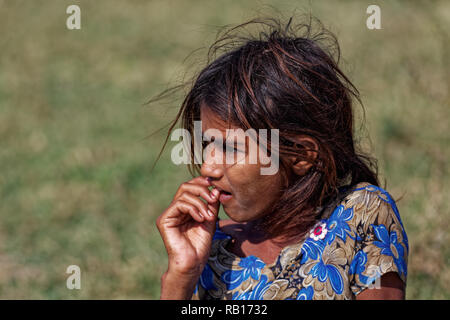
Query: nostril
200 165 224 181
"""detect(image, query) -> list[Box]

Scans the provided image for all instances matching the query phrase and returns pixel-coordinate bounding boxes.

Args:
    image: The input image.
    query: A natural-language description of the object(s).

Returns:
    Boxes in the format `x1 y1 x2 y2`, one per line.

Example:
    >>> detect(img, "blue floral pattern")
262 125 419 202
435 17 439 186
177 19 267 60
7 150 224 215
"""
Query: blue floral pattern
222 256 266 290
296 286 314 300
192 182 409 300
372 224 407 277
309 258 344 294
232 275 272 300
326 205 354 244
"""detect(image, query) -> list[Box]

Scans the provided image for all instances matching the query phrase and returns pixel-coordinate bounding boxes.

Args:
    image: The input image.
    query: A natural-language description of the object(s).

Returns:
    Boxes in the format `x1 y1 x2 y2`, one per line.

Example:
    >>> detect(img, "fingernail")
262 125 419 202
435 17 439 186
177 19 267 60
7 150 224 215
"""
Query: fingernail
207 210 214 217
202 209 210 218
212 188 220 199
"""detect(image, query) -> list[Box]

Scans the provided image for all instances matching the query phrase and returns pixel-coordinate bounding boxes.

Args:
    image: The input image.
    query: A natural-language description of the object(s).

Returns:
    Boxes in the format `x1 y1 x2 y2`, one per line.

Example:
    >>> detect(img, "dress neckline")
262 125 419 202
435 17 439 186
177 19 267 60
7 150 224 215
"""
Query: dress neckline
213 182 366 269
215 221 308 269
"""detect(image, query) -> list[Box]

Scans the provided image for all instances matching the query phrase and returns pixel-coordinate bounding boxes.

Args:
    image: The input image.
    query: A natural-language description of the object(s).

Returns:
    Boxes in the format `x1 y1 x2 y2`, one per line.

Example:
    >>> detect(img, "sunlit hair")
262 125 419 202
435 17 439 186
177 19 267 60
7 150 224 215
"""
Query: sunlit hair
151 15 379 242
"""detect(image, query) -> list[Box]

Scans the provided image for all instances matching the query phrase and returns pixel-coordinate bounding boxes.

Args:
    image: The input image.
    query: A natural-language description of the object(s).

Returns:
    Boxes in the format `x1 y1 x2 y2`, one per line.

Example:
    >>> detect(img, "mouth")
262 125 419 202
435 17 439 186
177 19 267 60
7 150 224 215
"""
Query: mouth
212 185 233 203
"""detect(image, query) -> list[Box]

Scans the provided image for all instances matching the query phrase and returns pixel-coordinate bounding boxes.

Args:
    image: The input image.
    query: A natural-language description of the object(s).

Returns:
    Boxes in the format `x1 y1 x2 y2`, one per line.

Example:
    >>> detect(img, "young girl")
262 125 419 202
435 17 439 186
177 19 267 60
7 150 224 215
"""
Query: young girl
155 17 408 300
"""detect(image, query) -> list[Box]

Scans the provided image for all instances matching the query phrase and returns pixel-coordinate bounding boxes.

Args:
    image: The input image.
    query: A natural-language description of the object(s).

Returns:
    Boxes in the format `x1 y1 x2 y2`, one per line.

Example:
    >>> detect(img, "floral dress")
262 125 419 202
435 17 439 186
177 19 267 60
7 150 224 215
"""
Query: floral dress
191 182 409 300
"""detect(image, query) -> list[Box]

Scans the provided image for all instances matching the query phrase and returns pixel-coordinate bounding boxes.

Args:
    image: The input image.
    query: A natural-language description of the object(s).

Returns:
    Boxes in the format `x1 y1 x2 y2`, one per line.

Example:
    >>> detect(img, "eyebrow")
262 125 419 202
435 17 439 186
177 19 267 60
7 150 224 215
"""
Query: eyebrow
202 131 247 147
229 141 246 147
202 132 221 141
207 140 245 147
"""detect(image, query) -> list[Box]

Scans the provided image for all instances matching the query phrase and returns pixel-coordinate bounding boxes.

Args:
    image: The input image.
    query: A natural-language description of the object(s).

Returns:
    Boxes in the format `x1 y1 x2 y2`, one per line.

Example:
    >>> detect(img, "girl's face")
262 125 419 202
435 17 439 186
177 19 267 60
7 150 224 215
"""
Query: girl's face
200 106 285 223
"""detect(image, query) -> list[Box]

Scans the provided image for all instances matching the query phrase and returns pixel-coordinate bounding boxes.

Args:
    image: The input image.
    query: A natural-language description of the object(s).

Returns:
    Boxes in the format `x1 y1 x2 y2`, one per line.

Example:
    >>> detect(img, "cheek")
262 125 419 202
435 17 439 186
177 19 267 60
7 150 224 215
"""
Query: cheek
227 164 283 203
258 174 283 200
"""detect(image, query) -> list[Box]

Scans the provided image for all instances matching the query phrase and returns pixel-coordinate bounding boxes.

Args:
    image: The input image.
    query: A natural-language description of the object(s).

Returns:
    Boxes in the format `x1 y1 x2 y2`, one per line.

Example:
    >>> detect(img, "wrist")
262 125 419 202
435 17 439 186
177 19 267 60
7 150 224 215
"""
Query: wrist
167 262 204 278
160 268 202 300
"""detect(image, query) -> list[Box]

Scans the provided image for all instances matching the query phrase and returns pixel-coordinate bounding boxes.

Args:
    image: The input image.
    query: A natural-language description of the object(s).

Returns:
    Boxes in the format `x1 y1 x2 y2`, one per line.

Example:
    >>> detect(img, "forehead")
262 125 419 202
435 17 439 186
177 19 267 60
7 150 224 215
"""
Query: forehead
200 105 238 133
200 107 255 147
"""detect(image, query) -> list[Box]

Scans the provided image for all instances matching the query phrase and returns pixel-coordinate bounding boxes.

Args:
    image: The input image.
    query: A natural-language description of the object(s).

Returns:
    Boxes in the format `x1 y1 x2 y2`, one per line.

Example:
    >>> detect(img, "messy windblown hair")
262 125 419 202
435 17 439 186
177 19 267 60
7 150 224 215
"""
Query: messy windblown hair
151 15 379 241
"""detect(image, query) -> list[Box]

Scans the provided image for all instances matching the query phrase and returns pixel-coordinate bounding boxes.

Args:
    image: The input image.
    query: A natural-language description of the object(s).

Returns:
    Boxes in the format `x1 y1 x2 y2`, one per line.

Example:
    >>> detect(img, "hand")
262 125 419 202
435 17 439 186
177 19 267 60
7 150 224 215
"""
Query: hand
156 176 221 277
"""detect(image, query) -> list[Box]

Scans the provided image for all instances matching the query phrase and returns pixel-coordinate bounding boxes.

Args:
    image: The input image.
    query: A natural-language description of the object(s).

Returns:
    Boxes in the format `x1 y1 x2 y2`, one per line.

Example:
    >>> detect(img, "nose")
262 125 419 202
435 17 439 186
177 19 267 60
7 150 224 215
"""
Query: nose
200 150 225 180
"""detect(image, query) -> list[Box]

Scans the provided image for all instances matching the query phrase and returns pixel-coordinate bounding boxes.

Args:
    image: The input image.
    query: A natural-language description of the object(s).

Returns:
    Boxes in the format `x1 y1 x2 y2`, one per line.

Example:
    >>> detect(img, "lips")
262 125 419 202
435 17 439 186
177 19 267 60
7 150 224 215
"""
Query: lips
212 184 233 203
219 192 232 203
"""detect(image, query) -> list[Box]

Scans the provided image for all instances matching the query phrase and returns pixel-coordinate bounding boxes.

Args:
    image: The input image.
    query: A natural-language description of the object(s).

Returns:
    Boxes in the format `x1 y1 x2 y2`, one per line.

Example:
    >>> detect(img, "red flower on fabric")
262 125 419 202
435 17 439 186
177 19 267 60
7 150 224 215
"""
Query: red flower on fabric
310 222 328 241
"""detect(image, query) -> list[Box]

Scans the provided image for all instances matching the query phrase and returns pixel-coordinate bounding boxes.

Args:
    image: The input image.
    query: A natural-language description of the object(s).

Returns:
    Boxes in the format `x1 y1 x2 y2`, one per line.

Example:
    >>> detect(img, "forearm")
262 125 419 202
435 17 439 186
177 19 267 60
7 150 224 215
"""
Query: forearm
160 270 200 300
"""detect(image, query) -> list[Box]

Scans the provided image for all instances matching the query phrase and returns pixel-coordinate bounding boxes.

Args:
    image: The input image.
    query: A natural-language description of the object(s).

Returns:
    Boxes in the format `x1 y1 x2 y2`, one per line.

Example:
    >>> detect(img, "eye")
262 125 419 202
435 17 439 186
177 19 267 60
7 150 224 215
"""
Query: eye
201 140 228 152
222 141 235 152
227 142 245 154
213 139 229 152
203 139 243 154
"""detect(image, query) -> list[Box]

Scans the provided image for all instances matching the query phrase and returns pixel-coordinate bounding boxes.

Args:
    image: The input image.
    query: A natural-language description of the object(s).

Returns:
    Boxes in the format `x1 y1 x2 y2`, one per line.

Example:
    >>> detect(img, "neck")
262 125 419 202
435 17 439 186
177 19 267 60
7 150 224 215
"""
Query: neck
244 217 298 249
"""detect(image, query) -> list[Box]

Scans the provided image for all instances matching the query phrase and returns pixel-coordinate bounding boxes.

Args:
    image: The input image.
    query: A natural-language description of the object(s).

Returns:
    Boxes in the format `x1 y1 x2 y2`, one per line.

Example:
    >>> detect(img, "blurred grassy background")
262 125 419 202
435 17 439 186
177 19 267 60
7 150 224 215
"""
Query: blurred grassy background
0 0 448 299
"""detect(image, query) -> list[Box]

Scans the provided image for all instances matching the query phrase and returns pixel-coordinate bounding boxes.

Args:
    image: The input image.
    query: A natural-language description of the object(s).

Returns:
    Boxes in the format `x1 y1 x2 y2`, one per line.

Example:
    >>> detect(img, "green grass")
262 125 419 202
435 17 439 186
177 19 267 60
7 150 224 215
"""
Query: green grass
0 0 448 299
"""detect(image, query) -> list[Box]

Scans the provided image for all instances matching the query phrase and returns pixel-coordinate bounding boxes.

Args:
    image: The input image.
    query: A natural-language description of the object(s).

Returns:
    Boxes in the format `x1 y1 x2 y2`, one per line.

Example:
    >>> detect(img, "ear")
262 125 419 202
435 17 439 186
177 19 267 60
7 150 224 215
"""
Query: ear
288 135 319 176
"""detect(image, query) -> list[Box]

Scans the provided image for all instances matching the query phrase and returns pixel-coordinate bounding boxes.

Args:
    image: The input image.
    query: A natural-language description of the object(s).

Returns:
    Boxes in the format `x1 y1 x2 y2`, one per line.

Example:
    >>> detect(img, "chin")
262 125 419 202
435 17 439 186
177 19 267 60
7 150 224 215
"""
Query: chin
223 212 246 223
223 207 258 223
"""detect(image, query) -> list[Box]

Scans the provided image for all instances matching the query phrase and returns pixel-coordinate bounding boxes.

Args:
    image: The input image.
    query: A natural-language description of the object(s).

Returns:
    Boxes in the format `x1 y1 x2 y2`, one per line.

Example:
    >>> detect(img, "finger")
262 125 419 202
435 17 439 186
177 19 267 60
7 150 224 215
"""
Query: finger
187 176 211 187
208 200 220 213
207 203 220 219
178 192 215 221
210 187 220 201
205 188 221 218
175 182 217 204
170 200 205 223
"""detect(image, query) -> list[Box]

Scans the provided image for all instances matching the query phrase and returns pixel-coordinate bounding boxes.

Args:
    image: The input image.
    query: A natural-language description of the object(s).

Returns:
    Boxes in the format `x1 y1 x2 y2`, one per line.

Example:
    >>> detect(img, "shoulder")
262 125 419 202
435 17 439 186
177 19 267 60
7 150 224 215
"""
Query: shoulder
339 182 404 230
337 183 409 295
344 182 398 208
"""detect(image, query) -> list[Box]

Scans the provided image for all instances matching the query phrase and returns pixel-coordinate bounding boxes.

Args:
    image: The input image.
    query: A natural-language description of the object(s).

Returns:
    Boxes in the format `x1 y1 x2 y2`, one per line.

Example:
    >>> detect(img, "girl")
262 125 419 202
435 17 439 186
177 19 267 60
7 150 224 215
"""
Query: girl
155 17 408 300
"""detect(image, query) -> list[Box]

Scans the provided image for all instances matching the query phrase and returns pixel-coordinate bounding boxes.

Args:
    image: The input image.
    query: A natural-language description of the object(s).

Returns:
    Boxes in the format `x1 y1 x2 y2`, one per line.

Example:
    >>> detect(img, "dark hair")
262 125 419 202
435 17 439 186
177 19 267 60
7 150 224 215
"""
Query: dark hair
151 15 379 241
